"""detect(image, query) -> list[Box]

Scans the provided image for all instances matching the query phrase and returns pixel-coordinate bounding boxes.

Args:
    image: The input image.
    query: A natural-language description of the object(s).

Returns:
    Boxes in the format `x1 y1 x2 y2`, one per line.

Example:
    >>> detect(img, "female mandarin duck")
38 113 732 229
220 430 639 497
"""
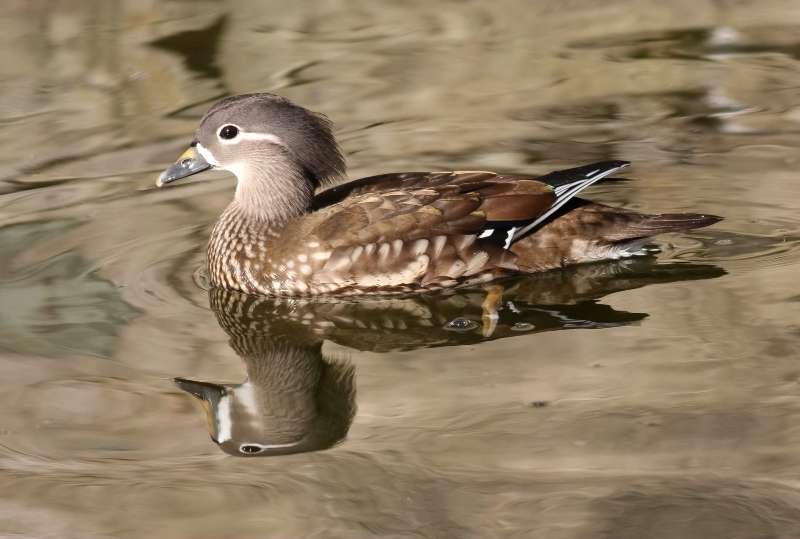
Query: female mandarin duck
157 93 721 298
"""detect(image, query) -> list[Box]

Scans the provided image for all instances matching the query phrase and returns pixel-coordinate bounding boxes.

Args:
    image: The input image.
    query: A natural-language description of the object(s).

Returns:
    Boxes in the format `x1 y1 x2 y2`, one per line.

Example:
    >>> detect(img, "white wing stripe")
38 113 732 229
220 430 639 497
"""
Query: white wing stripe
511 163 629 242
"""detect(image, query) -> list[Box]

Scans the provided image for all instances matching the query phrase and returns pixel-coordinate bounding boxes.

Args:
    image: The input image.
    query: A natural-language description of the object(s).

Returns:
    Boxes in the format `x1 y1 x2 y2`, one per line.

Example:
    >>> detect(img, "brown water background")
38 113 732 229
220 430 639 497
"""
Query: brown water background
2 1 800 537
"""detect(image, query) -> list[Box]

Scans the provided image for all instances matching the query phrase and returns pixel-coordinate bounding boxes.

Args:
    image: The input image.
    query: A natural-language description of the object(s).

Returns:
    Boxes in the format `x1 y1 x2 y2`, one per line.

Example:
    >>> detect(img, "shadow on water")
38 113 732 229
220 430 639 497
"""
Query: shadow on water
149 16 228 82
175 257 724 457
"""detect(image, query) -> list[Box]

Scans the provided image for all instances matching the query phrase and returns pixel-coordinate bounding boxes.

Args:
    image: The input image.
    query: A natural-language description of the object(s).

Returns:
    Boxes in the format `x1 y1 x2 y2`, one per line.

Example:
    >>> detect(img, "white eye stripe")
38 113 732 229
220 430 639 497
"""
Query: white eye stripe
239 441 302 452
234 132 285 144
216 123 285 146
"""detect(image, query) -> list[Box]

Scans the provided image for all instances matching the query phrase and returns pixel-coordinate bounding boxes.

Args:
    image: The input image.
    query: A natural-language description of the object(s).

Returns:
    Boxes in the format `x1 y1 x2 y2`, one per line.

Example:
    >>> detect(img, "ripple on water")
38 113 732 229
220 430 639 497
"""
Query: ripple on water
0 211 215 358
575 476 800 539
3 2 800 537
664 228 800 273
568 24 800 63
0 221 140 359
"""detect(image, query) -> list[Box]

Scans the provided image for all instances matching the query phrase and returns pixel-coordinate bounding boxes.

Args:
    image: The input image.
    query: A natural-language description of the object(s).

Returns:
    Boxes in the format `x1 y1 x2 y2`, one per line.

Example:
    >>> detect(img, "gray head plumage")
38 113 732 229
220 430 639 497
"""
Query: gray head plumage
196 93 345 187
156 92 346 223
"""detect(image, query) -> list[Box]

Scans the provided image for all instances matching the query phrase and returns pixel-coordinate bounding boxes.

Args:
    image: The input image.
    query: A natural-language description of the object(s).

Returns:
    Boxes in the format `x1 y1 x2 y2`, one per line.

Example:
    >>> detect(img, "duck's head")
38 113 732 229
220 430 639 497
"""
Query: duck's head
158 93 345 222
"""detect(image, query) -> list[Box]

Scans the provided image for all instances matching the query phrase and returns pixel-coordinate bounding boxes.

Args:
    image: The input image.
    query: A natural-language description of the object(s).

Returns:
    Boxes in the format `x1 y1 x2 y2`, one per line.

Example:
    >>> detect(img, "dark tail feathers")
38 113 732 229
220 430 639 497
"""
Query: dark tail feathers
604 213 722 242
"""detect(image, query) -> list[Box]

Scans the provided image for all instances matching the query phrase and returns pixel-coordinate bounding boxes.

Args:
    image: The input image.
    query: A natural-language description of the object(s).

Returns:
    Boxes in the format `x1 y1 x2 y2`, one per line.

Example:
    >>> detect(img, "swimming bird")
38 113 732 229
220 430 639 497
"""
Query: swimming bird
157 93 721 297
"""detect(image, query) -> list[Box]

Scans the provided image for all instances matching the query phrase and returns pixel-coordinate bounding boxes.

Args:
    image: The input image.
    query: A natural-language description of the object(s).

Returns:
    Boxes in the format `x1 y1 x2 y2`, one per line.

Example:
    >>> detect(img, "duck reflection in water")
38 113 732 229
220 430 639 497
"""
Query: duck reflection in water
176 258 724 456
175 291 357 457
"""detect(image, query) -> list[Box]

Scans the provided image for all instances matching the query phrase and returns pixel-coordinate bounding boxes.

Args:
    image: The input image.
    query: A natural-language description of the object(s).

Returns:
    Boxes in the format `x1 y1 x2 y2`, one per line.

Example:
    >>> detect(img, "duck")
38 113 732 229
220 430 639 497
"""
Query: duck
157 92 721 297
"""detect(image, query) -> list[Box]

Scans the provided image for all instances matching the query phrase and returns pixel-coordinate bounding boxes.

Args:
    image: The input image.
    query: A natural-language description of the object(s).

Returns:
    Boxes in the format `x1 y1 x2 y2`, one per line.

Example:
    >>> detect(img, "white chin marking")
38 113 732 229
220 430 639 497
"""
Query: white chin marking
195 143 220 166
227 163 247 182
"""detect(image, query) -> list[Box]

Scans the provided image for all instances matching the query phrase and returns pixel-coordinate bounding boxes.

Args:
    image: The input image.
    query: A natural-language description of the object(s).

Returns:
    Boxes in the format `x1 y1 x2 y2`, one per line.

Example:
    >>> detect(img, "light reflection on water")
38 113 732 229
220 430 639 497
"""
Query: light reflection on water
2 0 800 537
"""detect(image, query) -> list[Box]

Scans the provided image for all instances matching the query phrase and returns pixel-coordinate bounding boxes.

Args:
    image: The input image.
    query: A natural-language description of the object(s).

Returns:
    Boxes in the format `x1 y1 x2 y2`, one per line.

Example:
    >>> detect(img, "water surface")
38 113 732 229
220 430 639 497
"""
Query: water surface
2 1 800 537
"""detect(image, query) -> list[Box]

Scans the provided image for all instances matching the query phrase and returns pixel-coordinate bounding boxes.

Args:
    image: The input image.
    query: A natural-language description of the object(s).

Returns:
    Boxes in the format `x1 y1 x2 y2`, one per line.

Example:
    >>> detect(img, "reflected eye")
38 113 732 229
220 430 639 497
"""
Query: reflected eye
219 125 239 140
240 444 264 454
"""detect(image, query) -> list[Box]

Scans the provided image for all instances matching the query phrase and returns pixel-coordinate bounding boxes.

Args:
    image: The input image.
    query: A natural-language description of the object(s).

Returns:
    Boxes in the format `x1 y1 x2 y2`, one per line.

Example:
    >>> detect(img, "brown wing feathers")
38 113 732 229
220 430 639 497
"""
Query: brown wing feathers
296 172 548 290
311 173 557 244
474 180 555 222
291 163 720 293
306 166 630 268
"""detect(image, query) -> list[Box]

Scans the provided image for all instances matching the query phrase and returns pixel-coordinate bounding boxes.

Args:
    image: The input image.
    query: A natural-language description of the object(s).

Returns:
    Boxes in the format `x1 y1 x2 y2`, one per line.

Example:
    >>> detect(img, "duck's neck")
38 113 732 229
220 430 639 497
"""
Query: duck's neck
229 160 315 227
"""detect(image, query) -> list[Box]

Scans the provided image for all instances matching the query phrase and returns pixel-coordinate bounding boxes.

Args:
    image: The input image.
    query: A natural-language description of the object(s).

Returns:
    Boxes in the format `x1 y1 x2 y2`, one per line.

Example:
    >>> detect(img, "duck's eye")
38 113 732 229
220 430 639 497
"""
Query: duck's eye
219 125 239 140
240 444 264 454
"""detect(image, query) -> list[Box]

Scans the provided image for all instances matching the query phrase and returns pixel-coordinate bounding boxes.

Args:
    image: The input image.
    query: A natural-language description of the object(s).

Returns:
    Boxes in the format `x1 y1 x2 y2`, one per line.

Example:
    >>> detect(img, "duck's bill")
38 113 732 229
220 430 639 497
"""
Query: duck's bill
174 377 225 404
174 377 225 442
157 146 212 186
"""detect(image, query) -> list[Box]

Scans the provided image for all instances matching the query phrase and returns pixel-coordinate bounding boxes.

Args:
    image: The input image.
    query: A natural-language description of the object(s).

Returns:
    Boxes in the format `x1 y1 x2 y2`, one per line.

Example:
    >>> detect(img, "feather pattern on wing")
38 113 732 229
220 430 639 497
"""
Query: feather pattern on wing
304 171 558 250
